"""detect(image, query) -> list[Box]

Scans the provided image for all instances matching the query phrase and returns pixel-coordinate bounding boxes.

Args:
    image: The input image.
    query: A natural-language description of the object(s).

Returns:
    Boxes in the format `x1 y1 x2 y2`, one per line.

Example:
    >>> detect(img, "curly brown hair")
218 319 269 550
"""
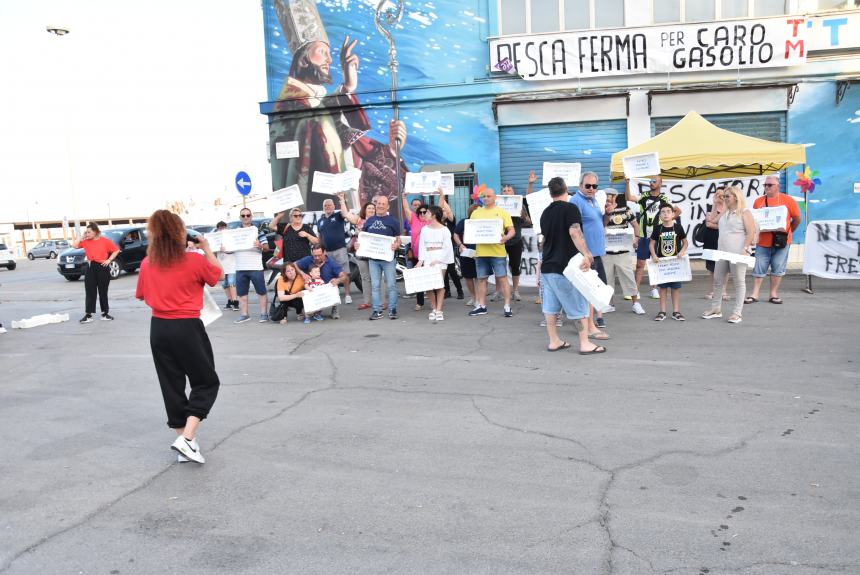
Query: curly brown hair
146 209 186 268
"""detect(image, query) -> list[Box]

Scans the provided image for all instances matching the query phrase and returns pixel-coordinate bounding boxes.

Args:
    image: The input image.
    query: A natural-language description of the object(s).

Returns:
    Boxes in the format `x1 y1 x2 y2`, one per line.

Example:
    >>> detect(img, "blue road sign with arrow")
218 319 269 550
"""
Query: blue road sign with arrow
235 171 252 196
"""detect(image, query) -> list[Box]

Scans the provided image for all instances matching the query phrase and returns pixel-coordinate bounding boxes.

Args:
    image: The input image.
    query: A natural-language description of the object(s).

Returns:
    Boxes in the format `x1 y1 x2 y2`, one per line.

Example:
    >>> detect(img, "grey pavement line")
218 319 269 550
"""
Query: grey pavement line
470 397 767 575
662 560 860 574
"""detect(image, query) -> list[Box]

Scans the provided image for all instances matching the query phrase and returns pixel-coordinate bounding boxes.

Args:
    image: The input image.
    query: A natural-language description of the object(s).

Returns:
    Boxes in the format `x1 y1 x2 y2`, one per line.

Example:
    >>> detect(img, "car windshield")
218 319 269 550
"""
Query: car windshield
0 244 7 250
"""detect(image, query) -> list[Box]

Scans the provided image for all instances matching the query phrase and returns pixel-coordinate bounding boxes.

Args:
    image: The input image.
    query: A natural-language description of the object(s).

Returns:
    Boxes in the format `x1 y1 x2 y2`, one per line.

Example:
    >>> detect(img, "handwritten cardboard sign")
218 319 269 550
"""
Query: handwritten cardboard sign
751 205 789 231
542 162 581 186
312 168 362 194
405 171 442 195
526 188 553 235
355 232 396 261
403 265 445 294
463 219 503 244
302 283 341 313
496 195 524 218
623 152 661 179
605 228 634 252
646 255 692 285
275 141 299 159
270 185 304 212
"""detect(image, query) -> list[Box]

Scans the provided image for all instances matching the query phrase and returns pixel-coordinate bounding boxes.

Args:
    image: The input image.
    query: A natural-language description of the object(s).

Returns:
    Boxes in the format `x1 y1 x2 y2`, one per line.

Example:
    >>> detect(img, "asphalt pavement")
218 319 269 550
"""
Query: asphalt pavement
0 258 858 575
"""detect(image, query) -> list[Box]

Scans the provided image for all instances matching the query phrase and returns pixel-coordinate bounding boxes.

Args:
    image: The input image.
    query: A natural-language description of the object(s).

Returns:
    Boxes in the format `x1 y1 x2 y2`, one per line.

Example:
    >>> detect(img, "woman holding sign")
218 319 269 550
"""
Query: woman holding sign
417 205 455 322
702 186 757 324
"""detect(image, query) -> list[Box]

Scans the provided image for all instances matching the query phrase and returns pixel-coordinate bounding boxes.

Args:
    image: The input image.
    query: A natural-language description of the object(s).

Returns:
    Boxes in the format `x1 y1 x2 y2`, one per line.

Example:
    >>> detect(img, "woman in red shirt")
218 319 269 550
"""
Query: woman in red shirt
72 223 119 323
135 210 223 464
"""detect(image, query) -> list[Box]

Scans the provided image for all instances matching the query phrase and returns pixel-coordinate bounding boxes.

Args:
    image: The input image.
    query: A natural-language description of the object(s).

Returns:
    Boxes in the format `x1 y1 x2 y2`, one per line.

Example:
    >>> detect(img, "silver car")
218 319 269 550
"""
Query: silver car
27 240 70 260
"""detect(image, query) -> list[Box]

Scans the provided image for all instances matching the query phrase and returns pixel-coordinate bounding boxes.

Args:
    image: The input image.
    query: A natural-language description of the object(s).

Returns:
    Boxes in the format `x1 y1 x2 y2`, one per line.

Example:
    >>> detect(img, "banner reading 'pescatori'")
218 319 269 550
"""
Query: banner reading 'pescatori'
490 15 807 81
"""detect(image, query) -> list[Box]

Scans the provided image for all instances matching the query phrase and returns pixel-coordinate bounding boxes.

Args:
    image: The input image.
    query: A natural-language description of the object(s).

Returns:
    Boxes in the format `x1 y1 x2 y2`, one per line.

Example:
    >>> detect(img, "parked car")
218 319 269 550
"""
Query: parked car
57 226 148 281
0 243 15 270
27 240 70 260
188 224 215 234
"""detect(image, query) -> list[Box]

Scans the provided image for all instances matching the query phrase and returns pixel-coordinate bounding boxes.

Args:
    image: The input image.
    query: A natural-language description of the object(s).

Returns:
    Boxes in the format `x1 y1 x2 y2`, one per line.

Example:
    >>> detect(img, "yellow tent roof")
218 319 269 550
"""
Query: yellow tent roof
610 111 806 182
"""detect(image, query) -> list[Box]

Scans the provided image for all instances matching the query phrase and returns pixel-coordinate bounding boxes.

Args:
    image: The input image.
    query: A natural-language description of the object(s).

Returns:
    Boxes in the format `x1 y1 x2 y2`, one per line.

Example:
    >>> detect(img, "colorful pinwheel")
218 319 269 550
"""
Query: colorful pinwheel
794 166 821 194
471 183 487 206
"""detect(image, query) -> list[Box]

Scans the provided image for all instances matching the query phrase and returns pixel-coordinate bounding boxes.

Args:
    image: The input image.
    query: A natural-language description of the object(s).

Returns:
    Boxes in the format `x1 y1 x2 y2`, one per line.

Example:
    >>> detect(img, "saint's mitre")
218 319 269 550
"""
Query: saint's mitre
275 0 330 53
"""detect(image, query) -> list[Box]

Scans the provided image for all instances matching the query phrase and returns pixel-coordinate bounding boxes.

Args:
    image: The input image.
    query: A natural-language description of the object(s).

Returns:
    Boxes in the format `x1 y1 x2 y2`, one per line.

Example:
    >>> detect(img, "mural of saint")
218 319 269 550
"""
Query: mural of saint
269 0 408 211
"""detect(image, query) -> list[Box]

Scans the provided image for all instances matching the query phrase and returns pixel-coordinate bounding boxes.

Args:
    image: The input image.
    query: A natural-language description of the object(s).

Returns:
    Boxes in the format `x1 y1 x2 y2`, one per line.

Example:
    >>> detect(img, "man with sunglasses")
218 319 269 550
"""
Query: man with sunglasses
745 176 801 305
626 176 681 300
569 172 610 335
233 209 271 323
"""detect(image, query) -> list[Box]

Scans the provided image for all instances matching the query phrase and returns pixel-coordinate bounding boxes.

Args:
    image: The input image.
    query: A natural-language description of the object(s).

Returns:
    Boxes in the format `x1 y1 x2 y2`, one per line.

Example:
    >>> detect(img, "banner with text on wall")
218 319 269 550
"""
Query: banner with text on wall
490 15 808 81
803 220 860 280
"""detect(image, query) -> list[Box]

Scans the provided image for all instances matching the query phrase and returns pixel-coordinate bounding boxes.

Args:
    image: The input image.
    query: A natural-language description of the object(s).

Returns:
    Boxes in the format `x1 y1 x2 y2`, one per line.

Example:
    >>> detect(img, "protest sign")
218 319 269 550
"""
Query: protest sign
647 255 692 285
751 205 789 231
803 220 860 279
405 171 442 195
403 265 445 294
623 152 661 179
525 188 553 235
312 168 362 194
542 162 581 186
200 287 222 327
222 227 259 251
270 185 304 212
464 219 503 244
496 195 523 218
302 284 341 313
204 231 224 252
563 253 614 310
275 141 299 159
356 232 396 261
701 249 755 267
459 247 476 259
439 173 455 195
605 228 634 252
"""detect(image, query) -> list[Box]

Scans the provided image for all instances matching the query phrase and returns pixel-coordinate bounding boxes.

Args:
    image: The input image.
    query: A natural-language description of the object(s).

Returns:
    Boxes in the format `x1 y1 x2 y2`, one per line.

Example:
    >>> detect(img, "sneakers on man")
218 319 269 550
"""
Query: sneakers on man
503 306 513 318
344 295 353 304
388 308 398 320
513 290 522 301
602 305 616 313
331 306 340 319
231 300 240 311
79 314 93 324
101 313 114 321
468 306 488 316
259 314 269 323
632 302 646 315
649 288 660 299
223 301 233 310
0 325 6 334
456 291 464 300
595 317 606 329
312 313 324 322
369 311 383 320
171 436 205 464
234 315 251 324
555 315 563 327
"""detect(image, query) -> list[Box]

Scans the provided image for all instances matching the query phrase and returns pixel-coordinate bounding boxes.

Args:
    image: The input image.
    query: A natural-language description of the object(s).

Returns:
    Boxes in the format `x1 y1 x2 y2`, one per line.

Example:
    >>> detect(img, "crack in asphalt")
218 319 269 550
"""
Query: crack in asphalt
470 397 762 575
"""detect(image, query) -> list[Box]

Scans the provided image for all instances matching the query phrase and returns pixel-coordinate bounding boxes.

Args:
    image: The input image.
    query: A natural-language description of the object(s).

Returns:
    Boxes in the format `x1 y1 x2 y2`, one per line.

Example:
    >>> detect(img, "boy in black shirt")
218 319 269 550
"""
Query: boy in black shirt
649 204 688 322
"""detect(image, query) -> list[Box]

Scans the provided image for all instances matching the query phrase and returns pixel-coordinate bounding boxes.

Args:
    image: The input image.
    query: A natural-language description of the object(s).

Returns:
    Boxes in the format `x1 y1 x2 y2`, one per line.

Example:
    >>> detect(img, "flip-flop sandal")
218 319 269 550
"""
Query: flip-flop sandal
589 331 611 340
743 297 758 304
769 297 783 304
579 345 607 355
547 341 571 352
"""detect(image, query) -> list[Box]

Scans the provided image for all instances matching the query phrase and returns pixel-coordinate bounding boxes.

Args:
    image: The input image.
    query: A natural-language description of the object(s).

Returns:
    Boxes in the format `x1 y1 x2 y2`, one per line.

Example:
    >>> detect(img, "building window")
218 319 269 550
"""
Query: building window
498 0 625 35
651 0 792 22
807 0 860 9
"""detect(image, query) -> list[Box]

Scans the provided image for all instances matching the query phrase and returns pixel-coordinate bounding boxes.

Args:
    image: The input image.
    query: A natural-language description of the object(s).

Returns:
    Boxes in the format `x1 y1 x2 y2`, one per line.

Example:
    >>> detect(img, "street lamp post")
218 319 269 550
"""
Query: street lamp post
46 25 81 240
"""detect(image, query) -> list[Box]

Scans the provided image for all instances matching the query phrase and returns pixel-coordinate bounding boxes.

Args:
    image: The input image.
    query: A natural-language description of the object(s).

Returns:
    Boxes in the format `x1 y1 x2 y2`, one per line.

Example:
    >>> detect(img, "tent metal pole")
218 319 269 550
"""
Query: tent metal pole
802 187 813 294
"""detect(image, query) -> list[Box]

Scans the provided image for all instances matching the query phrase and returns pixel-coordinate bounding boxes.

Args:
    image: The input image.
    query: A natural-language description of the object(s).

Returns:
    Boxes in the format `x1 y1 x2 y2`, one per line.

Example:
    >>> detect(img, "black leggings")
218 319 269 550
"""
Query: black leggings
150 317 221 429
277 298 304 317
84 263 111 314
506 241 523 277
445 261 462 294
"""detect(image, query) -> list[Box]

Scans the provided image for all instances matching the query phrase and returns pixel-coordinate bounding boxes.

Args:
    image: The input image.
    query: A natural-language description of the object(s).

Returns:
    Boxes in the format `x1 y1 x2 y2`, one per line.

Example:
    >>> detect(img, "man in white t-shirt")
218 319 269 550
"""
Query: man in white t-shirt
214 221 238 311
232 208 271 323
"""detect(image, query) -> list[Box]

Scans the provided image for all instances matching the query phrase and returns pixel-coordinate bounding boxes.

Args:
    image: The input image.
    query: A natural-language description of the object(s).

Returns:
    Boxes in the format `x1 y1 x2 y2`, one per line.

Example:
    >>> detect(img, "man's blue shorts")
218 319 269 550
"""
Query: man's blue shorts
236 270 266 297
541 273 588 320
475 256 508 279
753 245 790 277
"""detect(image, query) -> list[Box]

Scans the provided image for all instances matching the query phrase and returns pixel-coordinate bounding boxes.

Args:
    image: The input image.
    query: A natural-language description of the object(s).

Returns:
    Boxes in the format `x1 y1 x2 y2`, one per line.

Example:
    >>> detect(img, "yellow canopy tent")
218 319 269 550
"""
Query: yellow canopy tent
609 111 806 182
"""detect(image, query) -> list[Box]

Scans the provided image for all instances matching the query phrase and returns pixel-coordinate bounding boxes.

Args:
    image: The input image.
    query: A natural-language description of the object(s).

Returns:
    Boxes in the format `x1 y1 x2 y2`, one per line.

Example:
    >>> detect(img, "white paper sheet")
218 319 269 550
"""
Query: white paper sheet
542 162 581 186
622 152 661 179
355 232 396 261
270 185 304 212
403 265 445 294
200 286 223 327
405 171 442 195
701 249 755 267
463 219 503 244
751 205 789 231
439 173 455 195
275 140 299 159
525 188 553 236
496 195 523 218
311 168 362 194
605 228 634 252
302 283 341 313
646 255 693 285
221 227 258 252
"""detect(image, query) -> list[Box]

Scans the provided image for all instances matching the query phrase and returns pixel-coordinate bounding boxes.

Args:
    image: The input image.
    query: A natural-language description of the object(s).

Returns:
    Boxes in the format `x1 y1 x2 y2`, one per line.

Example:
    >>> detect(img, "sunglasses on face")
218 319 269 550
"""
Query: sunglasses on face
292 213 303 218
240 214 252 218
764 183 776 188
582 184 598 190
418 210 428 215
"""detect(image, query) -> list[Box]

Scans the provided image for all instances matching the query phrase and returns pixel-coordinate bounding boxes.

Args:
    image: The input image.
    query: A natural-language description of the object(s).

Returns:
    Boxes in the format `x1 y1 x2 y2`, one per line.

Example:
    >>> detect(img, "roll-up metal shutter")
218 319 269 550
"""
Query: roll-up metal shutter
500 120 628 193
652 112 788 188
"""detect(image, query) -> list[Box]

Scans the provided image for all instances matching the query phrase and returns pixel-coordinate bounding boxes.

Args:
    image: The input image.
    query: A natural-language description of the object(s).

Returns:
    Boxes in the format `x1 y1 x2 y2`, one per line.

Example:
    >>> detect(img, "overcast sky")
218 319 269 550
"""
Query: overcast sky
0 0 273 224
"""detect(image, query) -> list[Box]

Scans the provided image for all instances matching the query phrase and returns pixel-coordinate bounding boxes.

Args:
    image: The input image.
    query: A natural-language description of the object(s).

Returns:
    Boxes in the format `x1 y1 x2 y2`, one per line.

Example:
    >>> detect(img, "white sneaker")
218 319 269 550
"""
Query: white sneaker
465 298 474 307
435 310 444 321
649 288 660 299
171 436 205 464
0 325 6 334
555 315 563 327
428 310 437 321
602 305 616 313
632 302 645 315
344 294 353 304
177 453 190 463
513 290 522 301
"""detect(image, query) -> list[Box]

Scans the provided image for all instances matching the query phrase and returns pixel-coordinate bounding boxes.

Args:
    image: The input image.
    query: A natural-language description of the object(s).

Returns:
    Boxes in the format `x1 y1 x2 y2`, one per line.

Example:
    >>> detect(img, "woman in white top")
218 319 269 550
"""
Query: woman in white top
417 205 455 322
702 186 757 324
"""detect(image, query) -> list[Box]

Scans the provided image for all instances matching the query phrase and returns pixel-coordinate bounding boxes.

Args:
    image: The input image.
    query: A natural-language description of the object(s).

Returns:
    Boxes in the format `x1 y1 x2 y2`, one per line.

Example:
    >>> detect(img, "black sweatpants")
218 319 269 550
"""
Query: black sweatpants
150 317 221 429
84 263 111 314
277 298 304 318
445 261 462 294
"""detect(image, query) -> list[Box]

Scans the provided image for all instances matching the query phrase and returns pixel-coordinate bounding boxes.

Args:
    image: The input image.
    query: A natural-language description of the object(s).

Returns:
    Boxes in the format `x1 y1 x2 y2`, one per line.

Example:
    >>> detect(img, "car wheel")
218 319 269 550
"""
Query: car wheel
108 260 121 279
49 251 57 259
65 275 80 281
7 263 15 271
27 253 34 260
